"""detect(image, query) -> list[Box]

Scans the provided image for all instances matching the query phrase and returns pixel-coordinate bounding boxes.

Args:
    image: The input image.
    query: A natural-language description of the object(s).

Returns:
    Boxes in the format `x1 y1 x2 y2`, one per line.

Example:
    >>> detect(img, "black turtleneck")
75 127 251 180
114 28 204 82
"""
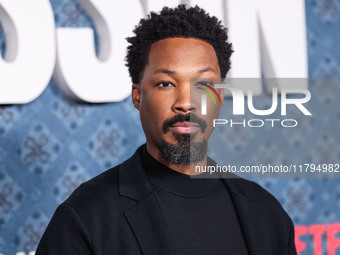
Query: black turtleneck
142 145 249 255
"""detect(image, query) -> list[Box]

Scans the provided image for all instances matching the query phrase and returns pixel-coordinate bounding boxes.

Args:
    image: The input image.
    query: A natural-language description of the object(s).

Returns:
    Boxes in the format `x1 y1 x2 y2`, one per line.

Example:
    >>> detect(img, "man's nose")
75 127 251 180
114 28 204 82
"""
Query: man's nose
172 81 196 114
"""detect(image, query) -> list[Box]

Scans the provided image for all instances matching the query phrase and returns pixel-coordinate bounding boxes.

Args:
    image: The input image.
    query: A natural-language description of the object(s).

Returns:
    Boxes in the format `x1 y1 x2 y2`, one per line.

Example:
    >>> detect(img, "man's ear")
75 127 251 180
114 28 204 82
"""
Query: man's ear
132 83 141 110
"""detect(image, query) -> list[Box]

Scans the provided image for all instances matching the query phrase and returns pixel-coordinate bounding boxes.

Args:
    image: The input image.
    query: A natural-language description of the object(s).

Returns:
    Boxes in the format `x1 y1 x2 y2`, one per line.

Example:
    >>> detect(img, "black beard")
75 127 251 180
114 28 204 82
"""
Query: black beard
160 136 207 166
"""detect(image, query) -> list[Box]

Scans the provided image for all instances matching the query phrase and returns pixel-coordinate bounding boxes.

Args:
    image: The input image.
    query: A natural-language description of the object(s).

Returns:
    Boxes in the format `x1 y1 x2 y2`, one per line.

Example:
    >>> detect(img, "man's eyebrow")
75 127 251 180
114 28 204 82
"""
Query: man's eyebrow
154 68 176 75
198 67 216 73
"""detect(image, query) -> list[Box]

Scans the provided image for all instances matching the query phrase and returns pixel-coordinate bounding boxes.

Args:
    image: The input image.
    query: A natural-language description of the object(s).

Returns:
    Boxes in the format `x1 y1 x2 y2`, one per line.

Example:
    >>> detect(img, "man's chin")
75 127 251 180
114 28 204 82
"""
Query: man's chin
159 138 207 166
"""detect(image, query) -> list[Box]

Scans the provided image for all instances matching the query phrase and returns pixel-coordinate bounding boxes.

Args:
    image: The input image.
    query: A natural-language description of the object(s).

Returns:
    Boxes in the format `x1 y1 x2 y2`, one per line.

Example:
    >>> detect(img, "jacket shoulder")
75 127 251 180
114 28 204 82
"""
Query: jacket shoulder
62 164 129 215
62 145 146 214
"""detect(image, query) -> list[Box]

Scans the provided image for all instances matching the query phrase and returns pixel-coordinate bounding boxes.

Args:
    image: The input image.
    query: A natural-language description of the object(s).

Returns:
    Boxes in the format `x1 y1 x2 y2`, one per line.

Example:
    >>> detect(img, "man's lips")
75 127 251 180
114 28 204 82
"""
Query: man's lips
169 121 200 134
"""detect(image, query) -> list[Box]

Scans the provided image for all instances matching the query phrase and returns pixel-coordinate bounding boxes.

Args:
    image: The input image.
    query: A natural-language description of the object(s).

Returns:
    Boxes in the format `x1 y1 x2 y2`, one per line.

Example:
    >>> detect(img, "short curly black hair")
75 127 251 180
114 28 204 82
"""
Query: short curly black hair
125 4 233 84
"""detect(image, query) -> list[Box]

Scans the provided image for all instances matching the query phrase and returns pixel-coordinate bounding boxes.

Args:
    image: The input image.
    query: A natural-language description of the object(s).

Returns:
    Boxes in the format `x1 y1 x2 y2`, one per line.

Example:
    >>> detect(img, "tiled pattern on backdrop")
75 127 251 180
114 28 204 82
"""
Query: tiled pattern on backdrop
0 0 340 254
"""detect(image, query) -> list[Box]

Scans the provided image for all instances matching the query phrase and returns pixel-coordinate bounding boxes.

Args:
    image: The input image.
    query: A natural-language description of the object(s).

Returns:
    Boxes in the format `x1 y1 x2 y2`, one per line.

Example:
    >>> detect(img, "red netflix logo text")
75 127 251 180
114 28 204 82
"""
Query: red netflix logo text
295 223 340 255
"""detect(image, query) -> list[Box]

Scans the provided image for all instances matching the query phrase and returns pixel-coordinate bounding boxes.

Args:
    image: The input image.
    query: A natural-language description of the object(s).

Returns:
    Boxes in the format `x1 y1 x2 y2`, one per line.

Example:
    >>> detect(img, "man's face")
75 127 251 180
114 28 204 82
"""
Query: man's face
132 38 223 165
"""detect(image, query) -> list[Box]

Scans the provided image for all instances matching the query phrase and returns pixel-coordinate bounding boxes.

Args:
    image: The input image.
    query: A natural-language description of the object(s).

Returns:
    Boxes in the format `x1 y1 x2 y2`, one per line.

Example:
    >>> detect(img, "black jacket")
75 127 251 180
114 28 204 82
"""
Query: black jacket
36 145 297 255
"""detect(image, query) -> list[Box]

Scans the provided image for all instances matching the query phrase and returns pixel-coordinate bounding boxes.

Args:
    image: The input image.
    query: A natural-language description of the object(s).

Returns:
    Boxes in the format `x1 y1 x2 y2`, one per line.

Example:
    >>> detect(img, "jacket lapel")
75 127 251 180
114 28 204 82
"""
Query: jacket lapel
119 146 170 255
123 193 170 255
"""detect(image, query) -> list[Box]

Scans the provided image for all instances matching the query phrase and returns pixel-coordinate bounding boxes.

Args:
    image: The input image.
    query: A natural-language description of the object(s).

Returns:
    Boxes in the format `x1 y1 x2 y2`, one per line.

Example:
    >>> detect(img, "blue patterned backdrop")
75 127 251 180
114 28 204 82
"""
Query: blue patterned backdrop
0 0 339 254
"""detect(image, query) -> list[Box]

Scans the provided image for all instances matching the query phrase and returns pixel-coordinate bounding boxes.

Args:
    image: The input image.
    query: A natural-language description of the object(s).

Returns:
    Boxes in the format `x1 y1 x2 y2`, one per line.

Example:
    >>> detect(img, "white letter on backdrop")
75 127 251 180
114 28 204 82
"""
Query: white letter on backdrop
0 0 56 104
54 0 144 102
226 0 308 93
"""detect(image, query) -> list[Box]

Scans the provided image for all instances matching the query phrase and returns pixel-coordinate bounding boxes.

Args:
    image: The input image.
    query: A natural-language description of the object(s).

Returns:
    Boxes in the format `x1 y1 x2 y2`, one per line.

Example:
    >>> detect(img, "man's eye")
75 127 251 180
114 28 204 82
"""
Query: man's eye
157 82 173 87
196 81 213 87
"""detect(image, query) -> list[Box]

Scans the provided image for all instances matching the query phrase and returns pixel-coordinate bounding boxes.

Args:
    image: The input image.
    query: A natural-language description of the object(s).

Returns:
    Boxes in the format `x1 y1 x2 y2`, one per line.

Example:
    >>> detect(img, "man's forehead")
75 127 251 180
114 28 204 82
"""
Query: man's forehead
149 37 217 57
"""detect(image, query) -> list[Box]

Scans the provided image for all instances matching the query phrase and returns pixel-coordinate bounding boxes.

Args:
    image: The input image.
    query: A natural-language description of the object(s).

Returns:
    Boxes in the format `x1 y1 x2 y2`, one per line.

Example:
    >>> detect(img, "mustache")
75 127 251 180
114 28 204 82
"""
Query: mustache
162 113 207 134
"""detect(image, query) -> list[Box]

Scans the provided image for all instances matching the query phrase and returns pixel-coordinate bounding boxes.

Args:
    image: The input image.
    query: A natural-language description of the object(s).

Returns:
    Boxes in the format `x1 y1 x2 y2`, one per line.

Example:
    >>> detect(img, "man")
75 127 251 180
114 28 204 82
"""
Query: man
36 5 297 254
